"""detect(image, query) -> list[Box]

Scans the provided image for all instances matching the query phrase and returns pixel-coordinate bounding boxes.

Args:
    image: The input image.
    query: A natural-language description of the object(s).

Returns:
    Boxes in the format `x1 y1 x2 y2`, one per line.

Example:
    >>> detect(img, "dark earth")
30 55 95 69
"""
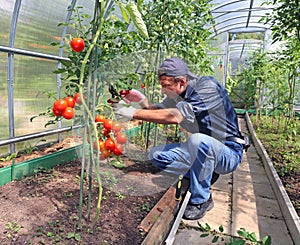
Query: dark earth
0 139 167 245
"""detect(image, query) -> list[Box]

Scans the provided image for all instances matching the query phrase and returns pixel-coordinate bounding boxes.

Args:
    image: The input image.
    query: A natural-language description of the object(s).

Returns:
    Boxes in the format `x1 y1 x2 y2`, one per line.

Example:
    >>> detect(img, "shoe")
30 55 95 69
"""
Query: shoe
183 196 214 220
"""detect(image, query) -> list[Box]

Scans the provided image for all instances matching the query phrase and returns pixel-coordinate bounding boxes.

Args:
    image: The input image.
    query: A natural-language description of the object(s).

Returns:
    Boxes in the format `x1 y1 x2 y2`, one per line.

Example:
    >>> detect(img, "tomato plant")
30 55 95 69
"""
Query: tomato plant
62 107 75 120
53 99 68 112
70 37 85 52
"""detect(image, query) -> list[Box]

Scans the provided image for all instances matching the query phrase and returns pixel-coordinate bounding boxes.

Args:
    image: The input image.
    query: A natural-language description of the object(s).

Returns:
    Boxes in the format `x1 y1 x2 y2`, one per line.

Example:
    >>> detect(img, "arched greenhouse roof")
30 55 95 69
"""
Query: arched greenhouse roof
209 0 274 37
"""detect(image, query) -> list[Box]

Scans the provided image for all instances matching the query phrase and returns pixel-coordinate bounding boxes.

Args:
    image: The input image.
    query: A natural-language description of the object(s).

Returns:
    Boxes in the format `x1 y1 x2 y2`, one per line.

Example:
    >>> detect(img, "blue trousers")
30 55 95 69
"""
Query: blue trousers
148 133 243 204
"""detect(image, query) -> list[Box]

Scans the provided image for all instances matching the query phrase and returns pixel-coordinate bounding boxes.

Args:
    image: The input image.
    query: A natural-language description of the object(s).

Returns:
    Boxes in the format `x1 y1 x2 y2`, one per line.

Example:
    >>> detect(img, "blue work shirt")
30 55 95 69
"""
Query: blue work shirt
156 76 242 144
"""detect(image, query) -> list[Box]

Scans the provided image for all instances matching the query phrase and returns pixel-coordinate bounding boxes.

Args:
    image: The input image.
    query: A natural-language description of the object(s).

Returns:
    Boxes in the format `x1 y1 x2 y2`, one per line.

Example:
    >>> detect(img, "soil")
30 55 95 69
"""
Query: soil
0 159 167 245
0 138 170 245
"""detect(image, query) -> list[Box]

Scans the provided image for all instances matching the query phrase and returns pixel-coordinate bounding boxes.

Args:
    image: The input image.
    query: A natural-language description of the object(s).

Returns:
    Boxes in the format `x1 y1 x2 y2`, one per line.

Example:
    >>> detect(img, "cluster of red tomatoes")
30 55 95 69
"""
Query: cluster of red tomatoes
52 93 82 120
94 114 127 159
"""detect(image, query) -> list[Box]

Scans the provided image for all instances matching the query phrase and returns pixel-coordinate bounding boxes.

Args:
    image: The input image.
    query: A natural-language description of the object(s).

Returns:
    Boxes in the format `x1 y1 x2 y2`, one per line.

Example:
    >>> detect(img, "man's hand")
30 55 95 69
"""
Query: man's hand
113 100 137 122
121 89 147 107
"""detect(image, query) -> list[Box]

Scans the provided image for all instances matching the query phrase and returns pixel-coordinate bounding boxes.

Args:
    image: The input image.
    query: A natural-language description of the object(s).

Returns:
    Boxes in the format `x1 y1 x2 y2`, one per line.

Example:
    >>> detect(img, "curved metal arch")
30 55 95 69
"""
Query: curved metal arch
209 0 249 12
211 23 268 38
212 6 273 19
210 14 267 29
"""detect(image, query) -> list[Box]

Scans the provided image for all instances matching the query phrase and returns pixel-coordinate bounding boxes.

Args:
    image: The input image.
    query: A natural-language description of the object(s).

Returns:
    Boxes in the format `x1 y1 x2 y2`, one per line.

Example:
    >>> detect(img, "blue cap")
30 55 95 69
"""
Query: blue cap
158 58 198 79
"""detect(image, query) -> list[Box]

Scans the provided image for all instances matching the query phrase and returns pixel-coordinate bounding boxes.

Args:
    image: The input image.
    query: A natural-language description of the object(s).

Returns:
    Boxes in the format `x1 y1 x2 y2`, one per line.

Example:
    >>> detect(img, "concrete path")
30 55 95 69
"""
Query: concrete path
173 117 295 245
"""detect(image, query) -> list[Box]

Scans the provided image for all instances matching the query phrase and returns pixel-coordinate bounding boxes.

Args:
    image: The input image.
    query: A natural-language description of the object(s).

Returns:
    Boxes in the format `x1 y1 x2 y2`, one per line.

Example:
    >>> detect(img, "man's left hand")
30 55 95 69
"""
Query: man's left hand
113 100 137 122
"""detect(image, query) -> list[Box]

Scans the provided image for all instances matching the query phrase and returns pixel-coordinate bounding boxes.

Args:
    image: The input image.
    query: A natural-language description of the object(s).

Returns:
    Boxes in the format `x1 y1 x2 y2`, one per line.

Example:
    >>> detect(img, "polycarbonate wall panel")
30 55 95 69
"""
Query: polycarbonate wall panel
12 55 73 137
13 0 94 54
0 52 9 139
0 1 14 46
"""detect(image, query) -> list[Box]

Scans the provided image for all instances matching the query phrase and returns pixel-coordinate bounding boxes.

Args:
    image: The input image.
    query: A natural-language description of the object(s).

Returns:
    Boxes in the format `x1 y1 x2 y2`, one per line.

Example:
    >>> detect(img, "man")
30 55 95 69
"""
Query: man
114 57 244 220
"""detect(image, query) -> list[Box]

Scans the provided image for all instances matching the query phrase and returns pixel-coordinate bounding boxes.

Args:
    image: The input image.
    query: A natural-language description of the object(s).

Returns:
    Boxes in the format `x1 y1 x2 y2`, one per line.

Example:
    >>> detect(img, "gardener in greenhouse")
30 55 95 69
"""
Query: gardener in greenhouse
113 57 244 220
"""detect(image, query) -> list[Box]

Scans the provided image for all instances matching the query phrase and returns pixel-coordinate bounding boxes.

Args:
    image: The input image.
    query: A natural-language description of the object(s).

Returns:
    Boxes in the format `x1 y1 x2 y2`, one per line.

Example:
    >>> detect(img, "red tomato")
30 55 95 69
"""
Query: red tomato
112 121 122 133
65 96 76 108
100 148 111 159
74 93 82 105
116 132 127 144
70 37 85 52
52 106 62 117
53 99 68 112
103 119 113 131
62 107 75 120
99 140 106 151
120 90 130 97
141 83 145 89
104 138 115 152
95 114 106 123
102 128 110 137
113 143 123 156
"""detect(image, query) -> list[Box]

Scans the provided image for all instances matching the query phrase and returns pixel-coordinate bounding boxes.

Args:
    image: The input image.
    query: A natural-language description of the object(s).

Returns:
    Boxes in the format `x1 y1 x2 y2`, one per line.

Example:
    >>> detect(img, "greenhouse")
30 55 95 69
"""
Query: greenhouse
0 0 299 244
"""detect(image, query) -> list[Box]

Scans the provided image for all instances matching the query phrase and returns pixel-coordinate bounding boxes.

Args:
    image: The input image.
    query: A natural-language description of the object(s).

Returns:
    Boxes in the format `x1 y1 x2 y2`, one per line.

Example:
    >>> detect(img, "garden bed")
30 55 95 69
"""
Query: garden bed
0 154 168 244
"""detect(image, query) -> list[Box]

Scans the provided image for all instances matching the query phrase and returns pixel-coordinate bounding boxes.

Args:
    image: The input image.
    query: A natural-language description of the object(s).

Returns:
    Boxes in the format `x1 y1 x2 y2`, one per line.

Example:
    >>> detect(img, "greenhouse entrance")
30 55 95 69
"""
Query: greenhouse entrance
1 0 299 244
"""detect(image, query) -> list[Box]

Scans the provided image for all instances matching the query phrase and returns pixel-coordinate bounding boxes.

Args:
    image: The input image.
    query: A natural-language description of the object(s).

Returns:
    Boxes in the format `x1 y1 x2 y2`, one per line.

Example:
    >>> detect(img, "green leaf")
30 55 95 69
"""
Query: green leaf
205 223 211 231
231 239 246 245
262 235 272 245
212 235 219 243
117 2 129 24
74 233 81 241
237 228 248 238
218 225 224 232
111 160 126 169
136 0 143 13
126 2 149 39
53 68 67 74
61 60 72 67
200 233 209 237
248 232 257 242
67 232 74 239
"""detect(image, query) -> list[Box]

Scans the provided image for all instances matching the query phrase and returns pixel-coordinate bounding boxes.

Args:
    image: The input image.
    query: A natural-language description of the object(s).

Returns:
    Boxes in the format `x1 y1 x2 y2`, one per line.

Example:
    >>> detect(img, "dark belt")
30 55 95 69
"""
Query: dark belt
226 136 251 151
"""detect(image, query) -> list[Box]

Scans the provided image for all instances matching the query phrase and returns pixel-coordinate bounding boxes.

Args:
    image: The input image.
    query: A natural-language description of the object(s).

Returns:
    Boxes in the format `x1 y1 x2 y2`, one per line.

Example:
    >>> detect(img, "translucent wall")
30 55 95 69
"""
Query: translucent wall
0 0 95 154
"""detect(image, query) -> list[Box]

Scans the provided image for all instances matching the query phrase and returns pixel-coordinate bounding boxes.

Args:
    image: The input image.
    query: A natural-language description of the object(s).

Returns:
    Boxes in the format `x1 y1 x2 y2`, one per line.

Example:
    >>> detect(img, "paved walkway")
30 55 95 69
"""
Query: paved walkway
173 117 295 245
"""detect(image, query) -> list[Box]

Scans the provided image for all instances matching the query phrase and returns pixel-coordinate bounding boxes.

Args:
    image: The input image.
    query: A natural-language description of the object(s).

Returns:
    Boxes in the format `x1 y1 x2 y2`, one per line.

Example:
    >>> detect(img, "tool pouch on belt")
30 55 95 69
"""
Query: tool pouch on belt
242 135 251 151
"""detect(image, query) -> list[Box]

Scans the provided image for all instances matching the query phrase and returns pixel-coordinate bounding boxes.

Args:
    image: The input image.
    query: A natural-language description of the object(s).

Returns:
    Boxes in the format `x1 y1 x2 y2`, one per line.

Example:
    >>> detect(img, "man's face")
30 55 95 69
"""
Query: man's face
159 75 182 98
